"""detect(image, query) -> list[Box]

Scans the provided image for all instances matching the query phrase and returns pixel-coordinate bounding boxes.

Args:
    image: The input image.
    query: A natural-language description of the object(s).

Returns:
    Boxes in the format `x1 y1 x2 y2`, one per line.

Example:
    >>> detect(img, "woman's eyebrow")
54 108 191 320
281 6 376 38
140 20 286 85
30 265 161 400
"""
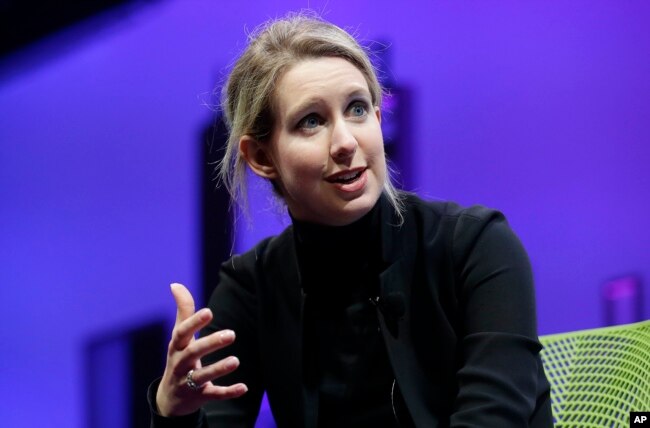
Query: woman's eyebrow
286 97 324 122
286 88 372 120
345 88 372 101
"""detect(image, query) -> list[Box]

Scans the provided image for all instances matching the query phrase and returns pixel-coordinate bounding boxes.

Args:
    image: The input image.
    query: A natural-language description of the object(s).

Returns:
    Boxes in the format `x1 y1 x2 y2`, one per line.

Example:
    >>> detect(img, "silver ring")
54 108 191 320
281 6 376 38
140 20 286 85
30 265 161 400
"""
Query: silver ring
186 369 200 391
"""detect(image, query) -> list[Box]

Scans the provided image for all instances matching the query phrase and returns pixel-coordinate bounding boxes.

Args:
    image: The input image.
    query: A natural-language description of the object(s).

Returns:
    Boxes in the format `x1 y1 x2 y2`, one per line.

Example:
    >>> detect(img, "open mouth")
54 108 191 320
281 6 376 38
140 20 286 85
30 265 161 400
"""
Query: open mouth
334 171 363 184
331 170 364 184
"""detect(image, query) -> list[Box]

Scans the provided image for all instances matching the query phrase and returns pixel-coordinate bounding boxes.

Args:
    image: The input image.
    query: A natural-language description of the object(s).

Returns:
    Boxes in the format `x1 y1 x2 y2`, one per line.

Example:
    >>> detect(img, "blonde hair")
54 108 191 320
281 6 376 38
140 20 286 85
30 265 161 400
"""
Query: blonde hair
218 13 404 222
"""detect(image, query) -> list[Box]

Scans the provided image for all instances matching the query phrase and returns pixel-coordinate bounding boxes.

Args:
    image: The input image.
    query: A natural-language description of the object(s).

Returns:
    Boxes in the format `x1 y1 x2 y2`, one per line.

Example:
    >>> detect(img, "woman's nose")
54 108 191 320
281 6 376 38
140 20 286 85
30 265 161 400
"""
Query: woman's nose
330 120 357 161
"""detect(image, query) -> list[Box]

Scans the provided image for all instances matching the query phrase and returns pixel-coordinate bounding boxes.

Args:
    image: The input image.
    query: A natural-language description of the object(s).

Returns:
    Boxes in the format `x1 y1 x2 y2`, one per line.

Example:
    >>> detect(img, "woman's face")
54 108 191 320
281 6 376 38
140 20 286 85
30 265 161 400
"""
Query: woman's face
267 57 386 226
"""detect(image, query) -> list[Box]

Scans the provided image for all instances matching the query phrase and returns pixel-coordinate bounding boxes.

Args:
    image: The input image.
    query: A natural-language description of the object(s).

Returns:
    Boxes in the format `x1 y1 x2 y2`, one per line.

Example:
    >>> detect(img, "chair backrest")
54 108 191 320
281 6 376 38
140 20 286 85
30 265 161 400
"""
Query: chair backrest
539 320 650 427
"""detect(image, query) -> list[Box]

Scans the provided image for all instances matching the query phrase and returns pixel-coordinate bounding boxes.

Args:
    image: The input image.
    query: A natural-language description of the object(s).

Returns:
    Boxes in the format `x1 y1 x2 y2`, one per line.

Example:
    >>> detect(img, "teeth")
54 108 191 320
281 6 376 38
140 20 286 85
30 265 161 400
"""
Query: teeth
334 170 361 183
339 172 358 180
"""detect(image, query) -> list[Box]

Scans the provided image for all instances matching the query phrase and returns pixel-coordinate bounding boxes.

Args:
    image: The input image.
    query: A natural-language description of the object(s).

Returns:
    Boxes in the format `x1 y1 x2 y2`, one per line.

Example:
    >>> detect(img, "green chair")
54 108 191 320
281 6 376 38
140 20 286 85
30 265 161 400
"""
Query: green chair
539 319 650 427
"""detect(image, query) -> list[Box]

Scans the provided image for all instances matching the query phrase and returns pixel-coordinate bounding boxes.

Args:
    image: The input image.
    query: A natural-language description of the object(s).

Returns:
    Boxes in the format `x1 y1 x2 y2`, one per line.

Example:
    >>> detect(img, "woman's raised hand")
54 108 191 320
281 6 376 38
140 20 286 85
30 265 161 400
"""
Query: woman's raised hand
156 283 248 417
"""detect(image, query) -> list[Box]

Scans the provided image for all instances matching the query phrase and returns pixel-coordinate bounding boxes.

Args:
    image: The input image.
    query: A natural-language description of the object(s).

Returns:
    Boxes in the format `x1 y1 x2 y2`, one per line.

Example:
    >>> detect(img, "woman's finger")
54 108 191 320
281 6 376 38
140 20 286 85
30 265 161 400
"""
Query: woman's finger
171 283 195 325
188 355 240 386
201 383 248 401
170 308 213 352
181 329 236 365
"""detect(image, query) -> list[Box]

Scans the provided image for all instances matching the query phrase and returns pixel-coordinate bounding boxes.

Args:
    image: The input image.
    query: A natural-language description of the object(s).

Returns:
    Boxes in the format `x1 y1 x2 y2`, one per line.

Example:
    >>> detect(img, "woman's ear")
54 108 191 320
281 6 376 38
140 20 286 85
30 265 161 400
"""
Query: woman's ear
239 135 278 179
375 106 382 124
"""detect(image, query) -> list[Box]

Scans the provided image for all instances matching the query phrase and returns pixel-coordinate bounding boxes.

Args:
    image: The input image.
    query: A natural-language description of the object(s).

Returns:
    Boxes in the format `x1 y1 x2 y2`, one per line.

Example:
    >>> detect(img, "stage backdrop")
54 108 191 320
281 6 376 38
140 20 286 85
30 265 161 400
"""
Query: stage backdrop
1 1 648 427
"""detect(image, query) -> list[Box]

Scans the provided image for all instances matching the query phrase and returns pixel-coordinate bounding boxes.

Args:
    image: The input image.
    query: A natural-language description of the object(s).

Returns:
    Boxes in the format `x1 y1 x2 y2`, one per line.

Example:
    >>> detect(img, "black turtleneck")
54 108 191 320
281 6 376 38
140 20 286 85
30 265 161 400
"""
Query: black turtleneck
291 200 398 428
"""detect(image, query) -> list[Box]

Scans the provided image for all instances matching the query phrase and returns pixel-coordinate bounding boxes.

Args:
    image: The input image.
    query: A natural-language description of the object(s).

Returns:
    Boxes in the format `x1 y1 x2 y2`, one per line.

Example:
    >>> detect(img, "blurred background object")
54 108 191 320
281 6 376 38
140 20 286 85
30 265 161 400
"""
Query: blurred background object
603 275 644 327
0 0 143 57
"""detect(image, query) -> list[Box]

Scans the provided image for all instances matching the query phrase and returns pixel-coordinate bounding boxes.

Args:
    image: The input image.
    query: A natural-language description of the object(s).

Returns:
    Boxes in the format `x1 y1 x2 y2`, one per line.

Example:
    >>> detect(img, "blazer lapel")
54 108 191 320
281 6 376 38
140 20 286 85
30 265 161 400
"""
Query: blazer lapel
260 231 318 428
257 229 318 427
377 197 440 427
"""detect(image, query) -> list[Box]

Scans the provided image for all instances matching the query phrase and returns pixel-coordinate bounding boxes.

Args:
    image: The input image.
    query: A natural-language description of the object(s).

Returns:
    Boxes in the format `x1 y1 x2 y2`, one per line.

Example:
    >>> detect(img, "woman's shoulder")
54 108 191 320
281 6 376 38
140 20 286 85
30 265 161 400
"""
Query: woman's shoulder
401 192 507 227
398 193 524 259
223 226 296 275
399 194 530 282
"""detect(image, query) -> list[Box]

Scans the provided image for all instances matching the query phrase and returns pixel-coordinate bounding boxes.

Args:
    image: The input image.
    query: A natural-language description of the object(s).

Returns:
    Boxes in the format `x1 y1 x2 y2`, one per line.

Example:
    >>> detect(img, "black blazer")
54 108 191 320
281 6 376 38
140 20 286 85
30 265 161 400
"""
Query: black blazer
153 194 553 427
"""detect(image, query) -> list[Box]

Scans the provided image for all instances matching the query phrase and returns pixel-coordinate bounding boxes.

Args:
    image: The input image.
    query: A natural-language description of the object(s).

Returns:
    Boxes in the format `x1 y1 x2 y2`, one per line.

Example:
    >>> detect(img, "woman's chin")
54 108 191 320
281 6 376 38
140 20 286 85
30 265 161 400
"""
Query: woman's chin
329 193 381 225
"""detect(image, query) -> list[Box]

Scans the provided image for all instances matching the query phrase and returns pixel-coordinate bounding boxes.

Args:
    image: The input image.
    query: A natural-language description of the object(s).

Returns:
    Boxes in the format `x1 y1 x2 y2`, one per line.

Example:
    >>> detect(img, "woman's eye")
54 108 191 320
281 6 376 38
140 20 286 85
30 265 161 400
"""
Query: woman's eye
298 115 321 129
348 102 368 117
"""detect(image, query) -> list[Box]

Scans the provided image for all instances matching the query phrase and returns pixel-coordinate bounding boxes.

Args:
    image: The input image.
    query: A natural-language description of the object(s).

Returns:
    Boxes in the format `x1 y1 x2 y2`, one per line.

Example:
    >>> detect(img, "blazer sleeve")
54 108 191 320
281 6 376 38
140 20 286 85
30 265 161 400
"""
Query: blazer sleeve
449 208 548 427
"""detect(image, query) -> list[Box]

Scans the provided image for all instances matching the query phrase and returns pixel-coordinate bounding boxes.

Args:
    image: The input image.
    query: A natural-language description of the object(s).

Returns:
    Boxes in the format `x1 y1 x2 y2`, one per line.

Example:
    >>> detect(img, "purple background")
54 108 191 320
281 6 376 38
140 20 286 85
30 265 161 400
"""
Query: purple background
1 1 648 426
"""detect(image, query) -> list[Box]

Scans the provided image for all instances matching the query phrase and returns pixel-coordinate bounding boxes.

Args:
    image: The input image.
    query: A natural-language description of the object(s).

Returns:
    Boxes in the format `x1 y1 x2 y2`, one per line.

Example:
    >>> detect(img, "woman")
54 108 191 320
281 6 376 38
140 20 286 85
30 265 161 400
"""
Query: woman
149 14 553 427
